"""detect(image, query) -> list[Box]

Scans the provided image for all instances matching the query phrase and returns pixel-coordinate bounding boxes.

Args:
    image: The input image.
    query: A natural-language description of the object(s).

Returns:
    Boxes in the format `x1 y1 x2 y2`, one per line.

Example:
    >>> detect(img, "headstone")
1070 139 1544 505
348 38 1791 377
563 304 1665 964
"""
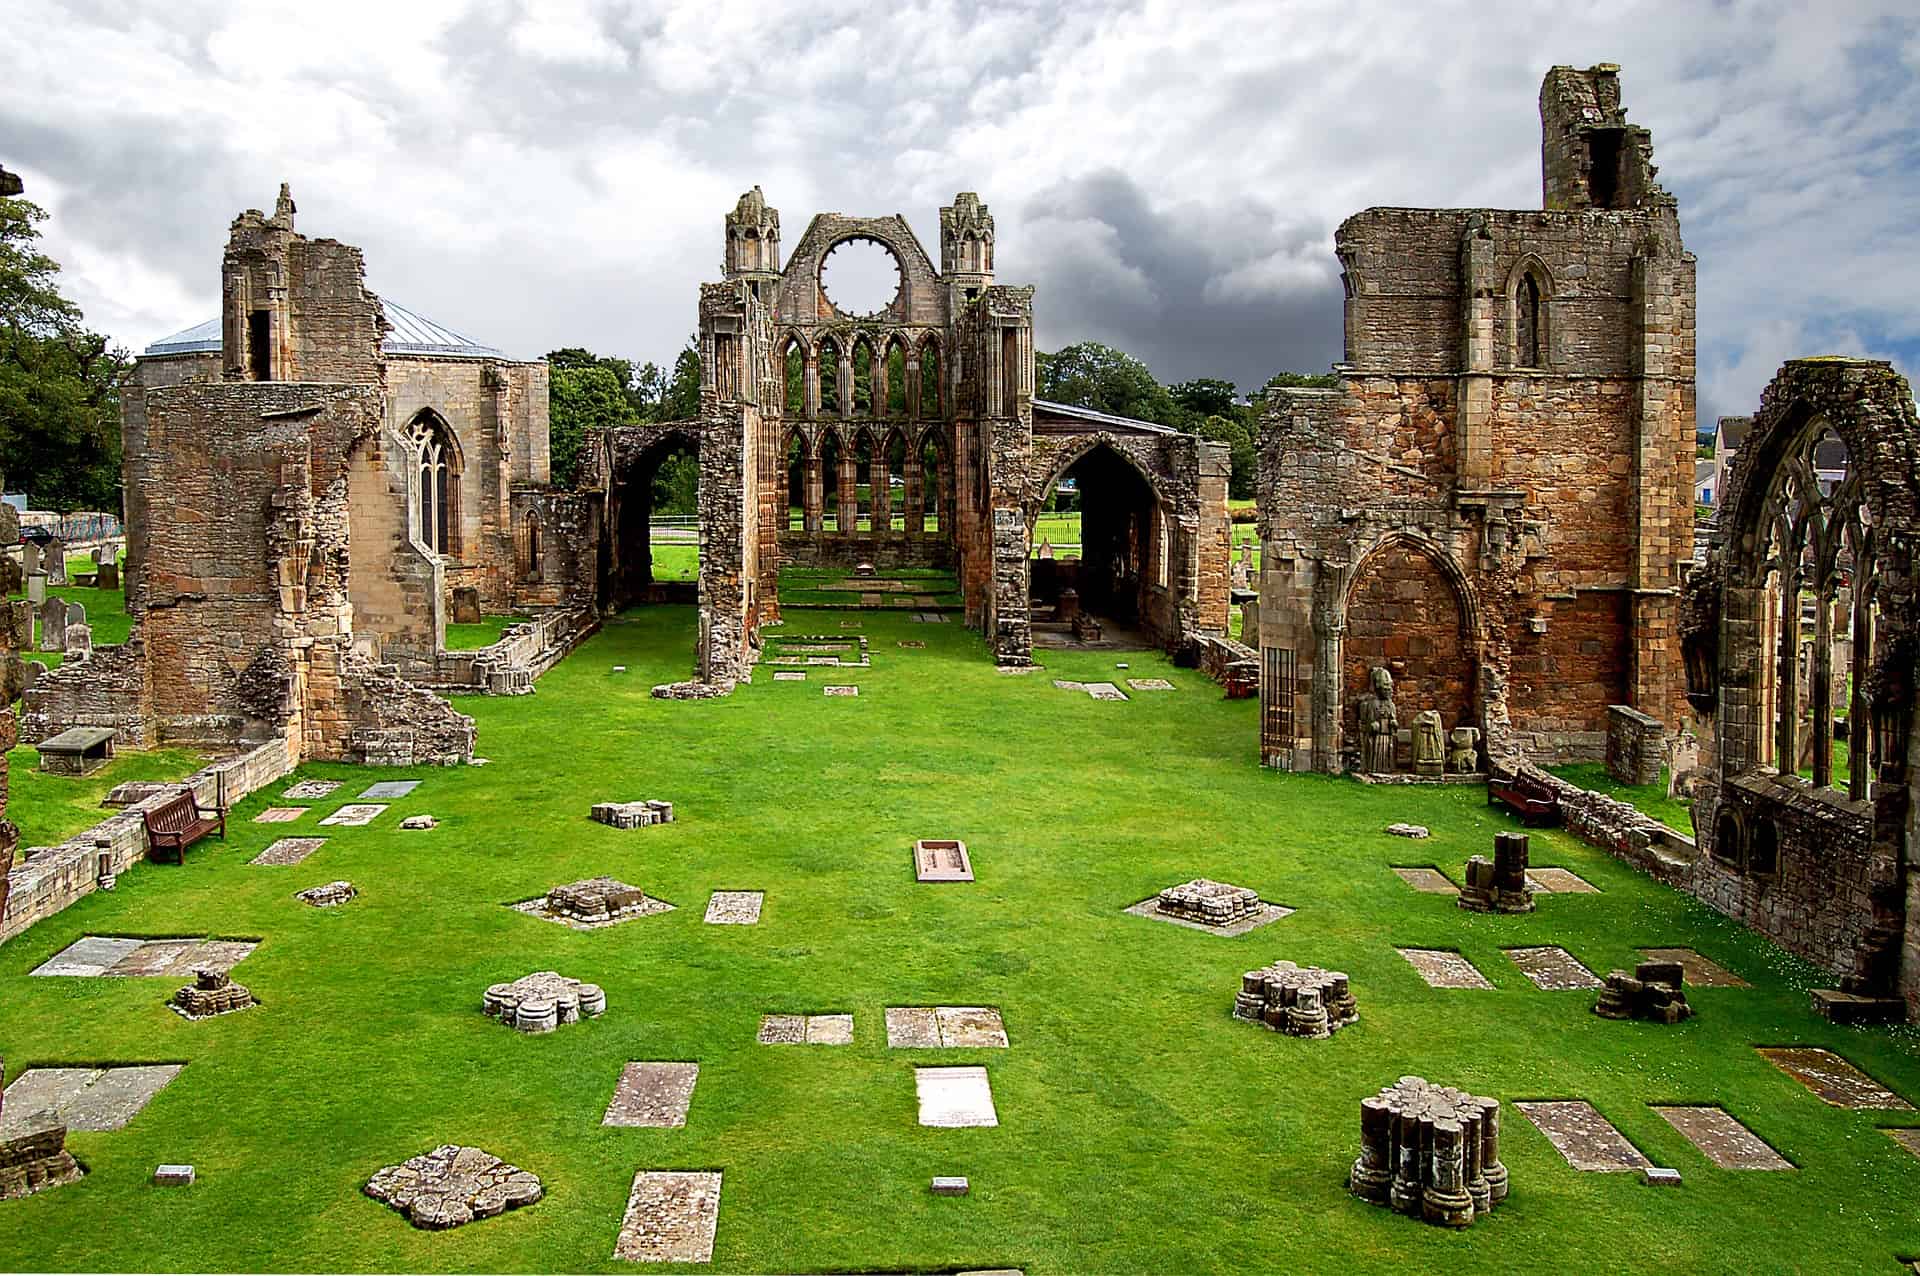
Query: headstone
24 571 44 605
44 539 65 584
1038 539 1053 560
1412 710 1445 776
1666 733 1701 799
1642 1166 1682 1187
1056 587 1080 623
94 560 118 592
63 622 90 660
20 542 38 575
399 814 437 830
1239 597 1260 648
1355 666 1398 773
36 596 65 652
0 553 18 596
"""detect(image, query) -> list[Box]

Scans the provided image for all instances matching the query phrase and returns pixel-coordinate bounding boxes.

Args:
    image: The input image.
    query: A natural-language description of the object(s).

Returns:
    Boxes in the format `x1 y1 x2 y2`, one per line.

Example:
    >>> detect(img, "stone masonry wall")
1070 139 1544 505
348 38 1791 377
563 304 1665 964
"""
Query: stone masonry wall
1343 540 1474 761
1607 703 1664 785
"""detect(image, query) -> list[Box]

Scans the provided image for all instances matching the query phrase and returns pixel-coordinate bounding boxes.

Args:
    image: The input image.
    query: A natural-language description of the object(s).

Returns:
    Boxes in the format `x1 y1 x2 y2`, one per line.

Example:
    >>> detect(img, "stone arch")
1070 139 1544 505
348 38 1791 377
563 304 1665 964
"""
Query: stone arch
521 507 543 581
1028 438 1168 633
1505 254 1554 370
781 425 810 532
605 426 701 609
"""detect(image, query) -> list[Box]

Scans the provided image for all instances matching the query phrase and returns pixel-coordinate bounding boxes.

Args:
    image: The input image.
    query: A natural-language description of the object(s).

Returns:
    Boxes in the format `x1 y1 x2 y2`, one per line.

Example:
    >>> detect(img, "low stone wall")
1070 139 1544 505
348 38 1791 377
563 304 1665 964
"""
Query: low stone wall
1606 704 1664 785
18 639 154 749
0 737 294 946
1193 634 1257 693
428 606 599 696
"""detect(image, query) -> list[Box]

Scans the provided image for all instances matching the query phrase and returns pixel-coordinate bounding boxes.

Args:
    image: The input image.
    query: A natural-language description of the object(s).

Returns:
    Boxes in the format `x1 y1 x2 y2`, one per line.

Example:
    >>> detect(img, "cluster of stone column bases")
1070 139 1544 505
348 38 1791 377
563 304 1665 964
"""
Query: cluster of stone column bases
482 971 608 1034
1595 959 1694 1024
169 967 257 1020
1350 1077 1508 1228
589 800 675 829
1155 878 1261 926
1232 961 1358 1038
1458 832 1535 914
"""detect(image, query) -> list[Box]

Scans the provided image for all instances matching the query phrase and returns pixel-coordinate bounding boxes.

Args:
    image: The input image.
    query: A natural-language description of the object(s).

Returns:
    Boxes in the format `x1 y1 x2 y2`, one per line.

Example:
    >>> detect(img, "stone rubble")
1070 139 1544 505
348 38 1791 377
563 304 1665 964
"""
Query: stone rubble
363 1144 543 1230
1232 961 1357 1038
1384 823 1430 839
295 880 357 908
1350 1076 1507 1227
547 877 649 923
1155 878 1260 927
1594 959 1695 1024
482 970 606 1033
590 800 675 829
170 967 257 1019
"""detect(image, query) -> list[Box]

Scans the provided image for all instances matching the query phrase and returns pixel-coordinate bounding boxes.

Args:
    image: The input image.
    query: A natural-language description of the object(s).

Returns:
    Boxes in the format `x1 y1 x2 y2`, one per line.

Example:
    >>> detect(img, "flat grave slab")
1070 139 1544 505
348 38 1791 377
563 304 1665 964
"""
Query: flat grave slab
1396 947 1493 989
32 936 256 978
912 612 948 623
1506 946 1603 990
807 1013 854 1045
1052 679 1085 692
1084 682 1129 701
1639 947 1748 988
898 640 926 649
1392 866 1458 895
282 780 341 799
1757 1047 1914 1110
885 1007 1009 1048
758 1013 851 1045
614 1169 722 1264
823 685 858 697
772 671 806 682
1882 1128 1920 1160
359 780 420 799
320 804 387 827
915 839 973 882
253 807 308 824
1651 1106 1792 1170
1126 678 1175 691
0 1064 184 1134
603 1063 700 1128
1527 867 1599 893
916 1066 998 1128
703 891 763 925
251 837 328 866
1514 1100 1651 1172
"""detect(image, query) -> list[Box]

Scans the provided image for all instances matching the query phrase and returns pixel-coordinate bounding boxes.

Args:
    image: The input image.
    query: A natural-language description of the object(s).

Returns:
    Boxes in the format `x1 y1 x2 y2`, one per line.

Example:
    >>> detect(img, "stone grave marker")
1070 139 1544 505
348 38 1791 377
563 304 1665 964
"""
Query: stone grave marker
1127 678 1175 691
914 839 973 882
885 1007 1009 1049
772 671 806 681
824 685 858 696
602 1063 700 1128
358 780 419 799
295 881 357 908
1084 682 1129 701
1506 946 1603 990
1756 1047 1913 1110
320 804 387 826
364 1145 543 1230
44 539 65 584
94 560 118 591
153 1165 195 1187
253 807 308 823
32 937 255 978
251 837 327 866
1650 1106 1791 1170
756 1014 805 1044
1392 866 1458 895
806 1014 853 1045
24 571 45 605
915 1067 998 1128
1527 867 1599 893
2 1064 185 1133
703 891 763 924
1052 679 1086 692
1385 823 1430 838
282 780 341 799
1514 1100 1650 1172
1882 1128 1920 1161
62 623 91 659
36 596 67 652
20 542 38 576
613 1170 722 1264
1396 948 1492 990
1638 947 1748 988
931 1176 969 1196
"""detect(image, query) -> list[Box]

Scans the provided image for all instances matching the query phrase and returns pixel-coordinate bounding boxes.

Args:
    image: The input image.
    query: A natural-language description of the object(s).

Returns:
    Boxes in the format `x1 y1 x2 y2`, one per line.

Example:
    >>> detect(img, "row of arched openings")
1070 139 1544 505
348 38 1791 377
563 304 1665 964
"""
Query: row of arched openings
781 332 941 419
781 426 949 535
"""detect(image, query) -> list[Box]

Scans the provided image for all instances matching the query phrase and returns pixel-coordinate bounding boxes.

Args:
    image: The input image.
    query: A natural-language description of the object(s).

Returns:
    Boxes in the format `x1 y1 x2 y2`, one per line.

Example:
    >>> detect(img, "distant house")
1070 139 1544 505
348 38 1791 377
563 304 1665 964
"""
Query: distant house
1694 459 1715 506
1709 412 1849 507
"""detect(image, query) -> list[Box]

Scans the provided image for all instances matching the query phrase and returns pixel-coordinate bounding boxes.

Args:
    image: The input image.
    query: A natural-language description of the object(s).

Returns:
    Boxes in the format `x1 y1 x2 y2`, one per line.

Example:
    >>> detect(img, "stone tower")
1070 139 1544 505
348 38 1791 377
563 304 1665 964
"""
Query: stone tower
1540 63 1664 211
723 186 782 304
939 192 995 302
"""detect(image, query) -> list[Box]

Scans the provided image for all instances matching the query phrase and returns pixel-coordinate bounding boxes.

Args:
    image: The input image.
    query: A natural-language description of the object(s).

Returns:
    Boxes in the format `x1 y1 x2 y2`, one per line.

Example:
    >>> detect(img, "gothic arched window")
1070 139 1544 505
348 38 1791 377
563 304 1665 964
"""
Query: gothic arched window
409 411 457 556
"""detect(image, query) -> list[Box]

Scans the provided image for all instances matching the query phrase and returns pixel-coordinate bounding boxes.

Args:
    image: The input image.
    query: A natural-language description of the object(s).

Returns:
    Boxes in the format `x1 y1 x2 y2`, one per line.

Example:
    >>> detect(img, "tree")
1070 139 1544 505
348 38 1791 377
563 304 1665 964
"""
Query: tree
545 355 635 488
659 338 701 422
1169 377 1240 426
1196 413 1256 501
1035 341 1178 427
0 196 129 510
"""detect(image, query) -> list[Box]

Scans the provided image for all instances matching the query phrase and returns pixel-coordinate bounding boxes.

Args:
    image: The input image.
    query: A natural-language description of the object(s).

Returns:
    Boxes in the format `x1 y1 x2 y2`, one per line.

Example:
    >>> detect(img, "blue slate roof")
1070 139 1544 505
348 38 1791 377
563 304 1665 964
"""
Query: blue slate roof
144 299 506 360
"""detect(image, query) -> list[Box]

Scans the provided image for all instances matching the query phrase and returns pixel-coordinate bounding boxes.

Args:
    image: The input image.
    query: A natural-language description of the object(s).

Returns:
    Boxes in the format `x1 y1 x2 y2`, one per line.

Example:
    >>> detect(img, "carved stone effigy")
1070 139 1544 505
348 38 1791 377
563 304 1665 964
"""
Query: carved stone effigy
1156 878 1261 927
590 800 675 829
1355 666 1398 774
1232 961 1357 1038
0 1059 85 1201
1594 959 1694 1024
1351 1076 1507 1228
546 877 647 923
170 967 257 1019
364 1144 543 1230
482 971 606 1034
1457 831 1534 914
1412 710 1445 776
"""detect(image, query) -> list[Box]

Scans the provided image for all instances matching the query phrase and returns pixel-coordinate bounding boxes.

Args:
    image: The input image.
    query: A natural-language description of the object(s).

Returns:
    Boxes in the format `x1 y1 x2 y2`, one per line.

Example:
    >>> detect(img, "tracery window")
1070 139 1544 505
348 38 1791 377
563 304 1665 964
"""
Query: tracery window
409 411 457 556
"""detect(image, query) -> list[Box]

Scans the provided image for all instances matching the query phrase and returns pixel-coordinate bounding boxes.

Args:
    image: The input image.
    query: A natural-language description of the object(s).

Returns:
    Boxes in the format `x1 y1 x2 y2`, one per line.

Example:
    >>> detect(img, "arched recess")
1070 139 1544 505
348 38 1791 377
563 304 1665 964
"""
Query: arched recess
783 336 806 415
819 428 845 534
1028 440 1165 631
1337 533 1479 768
521 508 543 581
345 429 437 666
407 408 461 557
607 429 700 609
782 427 809 531
1506 255 1553 370
919 335 942 418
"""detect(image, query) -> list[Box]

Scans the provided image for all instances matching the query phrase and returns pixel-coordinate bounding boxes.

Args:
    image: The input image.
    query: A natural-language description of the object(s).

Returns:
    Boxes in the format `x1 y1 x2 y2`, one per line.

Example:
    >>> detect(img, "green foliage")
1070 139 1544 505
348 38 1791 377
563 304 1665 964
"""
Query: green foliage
1035 341 1179 427
0 196 128 510
652 450 698 516
661 338 701 422
546 360 635 488
1195 412 1257 500
1169 376 1239 421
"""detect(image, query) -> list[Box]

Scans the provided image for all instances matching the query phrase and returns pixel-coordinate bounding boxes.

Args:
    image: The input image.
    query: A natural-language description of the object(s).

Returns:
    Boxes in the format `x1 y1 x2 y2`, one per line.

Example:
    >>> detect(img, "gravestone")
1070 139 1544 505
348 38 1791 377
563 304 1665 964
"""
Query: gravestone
1506 946 1602 990
24 571 44 605
1666 734 1701 799
1651 1107 1790 1170
915 1067 998 1127
63 623 90 661
20 542 38 576
37 596 67 653
1514 1100 1649 1172
613 1170 721 1263
449 587 482 625
1396 948 1493 989
94 560 118 591
602 1062 699 1128
44 540 66 584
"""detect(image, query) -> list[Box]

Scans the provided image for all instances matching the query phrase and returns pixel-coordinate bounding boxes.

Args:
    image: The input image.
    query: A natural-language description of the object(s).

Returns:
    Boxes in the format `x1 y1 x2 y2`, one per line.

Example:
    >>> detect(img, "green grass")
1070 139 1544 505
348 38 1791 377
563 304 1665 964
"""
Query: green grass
443 617 528 652
1548 763 1696 835
8 578 133 671
648 544 698 583
1031 511 1261 567
4 607 1920 1272
5 745 208 847
778 567 962 608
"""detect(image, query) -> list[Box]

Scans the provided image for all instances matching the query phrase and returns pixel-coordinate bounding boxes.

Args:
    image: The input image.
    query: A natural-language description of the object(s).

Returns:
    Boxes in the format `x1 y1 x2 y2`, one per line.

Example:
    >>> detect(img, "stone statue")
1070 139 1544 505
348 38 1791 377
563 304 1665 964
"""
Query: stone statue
1413 710 1445 776
1448 726 1481 774
1356 666 1398 774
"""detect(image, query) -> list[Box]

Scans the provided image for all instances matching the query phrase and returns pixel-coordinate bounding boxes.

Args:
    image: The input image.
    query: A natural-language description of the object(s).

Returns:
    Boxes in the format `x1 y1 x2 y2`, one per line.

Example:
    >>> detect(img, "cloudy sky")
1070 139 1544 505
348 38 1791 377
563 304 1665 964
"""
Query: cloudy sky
7 0 1919 427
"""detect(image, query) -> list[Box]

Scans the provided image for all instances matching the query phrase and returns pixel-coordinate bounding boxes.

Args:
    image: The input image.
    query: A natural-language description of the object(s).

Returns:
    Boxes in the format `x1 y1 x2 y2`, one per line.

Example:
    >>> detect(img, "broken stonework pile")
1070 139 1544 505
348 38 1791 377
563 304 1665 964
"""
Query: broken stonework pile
295 881 357 908
364 1144 542 1230
590 800 675 829
1595 959 1695 1024
1458 832 1534 914
0 1059 85 1201
1351 1076 1507 1227
482 970 606 1034
170 967 257 1019
546 877 648 923
1156 878 1261 926
1232 961 1357 1038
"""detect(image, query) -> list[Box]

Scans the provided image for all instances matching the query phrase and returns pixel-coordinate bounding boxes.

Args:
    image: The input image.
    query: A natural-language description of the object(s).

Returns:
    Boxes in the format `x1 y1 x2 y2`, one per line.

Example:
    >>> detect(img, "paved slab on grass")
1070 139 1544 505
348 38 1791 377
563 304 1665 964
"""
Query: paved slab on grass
1652 1106 1792 1169
884 1006 941 1048
759 1013 851 1045
33 937 256 978
1883 1128 1920 1161
1052 680 1086 692
603 1063 700 1128
915 840 973 882
1506 946 1603 990
1639 947 1748 988
359 780 419 799
253 807 308 823
282 780 341 799
0 1064 184 1134
806 1014 854 1045
1392 866 1458 895
885 1007 1009 1048
1125 897 1294 937
29 935 143 976
703 892 763 925
1396 947 1493 989
251 837 328 866
1127 678 1175 691
614 1170 722 1263
320 804 387 826
823 685 858 697
1757 1047 1914 1110
772 671 806 682
898 640 927 649
1084 682 1128 701
916 1067 998 1128
104 938 201 977
1515 1100 1650 1171
1527 867 1600 893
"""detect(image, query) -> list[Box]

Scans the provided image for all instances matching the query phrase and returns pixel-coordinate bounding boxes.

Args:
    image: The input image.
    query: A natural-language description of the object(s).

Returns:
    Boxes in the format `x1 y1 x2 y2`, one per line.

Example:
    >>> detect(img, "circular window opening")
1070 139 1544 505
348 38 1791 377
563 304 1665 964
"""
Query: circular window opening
820 237 902 317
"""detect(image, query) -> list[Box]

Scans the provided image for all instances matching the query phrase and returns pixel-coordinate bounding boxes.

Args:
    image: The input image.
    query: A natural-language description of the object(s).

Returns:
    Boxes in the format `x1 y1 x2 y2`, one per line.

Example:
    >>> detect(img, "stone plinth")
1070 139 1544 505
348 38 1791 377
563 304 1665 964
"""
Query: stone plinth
0 1107 83 1201
364 1144 542 1229
1350 1076 1506 1227
170 967 256 1019
482 970 606 1033
1232 961 1357 1038
590 800 675 829
547 877 647 922
1595 960 1694 1023
1458 832 1534 913
1156 878 1260 926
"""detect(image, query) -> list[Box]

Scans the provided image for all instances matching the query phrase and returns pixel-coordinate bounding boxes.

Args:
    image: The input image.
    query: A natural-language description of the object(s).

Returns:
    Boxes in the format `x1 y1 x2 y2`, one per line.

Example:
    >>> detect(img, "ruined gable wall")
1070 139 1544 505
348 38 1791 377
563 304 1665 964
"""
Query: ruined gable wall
286 237 385 384
122 352 220 609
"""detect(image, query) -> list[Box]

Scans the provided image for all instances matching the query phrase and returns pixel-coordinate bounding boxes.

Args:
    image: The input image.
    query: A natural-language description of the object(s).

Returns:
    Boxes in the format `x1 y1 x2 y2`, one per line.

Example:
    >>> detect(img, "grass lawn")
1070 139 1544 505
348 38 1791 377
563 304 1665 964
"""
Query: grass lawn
4 606 1920 1272
444 617 528 651
778 567 962 608
1548 763 1696 835
8 578 133 672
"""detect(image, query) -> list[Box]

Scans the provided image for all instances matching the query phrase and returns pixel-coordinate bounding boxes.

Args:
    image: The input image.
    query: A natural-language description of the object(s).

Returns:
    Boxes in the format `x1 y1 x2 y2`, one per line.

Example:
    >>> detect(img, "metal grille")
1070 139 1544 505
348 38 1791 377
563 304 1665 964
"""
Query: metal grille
1261 646 1296 769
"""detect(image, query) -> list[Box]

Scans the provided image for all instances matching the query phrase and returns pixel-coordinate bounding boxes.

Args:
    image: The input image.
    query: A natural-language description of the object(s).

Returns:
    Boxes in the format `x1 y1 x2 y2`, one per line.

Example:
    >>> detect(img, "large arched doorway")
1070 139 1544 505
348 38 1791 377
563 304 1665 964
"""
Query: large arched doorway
1031 442 1164 640
608 431 699 610
1340 537 1475 770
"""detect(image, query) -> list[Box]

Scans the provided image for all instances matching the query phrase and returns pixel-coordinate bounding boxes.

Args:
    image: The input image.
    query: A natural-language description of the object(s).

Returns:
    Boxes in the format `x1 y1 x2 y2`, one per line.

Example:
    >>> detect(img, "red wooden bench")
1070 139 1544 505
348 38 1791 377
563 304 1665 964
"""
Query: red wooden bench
142 790 227 864
1487 770 1561 827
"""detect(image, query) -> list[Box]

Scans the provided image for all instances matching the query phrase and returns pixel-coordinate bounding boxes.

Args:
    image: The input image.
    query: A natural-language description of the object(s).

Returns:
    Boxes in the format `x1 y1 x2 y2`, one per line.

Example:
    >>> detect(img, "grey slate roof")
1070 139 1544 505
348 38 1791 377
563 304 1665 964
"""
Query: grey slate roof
1032 398 1178 435
144 299 506 360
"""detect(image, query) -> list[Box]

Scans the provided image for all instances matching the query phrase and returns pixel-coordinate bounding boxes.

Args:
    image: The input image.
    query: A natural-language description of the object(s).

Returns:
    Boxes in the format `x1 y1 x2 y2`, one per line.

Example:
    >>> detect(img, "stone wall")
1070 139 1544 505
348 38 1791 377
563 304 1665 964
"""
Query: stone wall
1607 703 1664 785
1343 540 1475 763
18 638 152 748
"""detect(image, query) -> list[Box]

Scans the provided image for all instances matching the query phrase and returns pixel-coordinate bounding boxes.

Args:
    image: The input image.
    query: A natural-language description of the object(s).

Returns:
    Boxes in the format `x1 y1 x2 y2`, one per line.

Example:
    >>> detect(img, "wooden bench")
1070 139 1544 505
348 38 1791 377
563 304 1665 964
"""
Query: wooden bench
143 790 227 864
1487 771 1562 827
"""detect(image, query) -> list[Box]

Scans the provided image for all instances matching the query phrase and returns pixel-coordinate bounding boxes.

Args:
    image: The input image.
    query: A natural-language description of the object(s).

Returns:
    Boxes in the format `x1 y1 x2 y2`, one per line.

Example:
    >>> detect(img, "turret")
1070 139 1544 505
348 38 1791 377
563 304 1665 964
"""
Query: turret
724 186 782 302
940 192 994 299
1540 64 1666 211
